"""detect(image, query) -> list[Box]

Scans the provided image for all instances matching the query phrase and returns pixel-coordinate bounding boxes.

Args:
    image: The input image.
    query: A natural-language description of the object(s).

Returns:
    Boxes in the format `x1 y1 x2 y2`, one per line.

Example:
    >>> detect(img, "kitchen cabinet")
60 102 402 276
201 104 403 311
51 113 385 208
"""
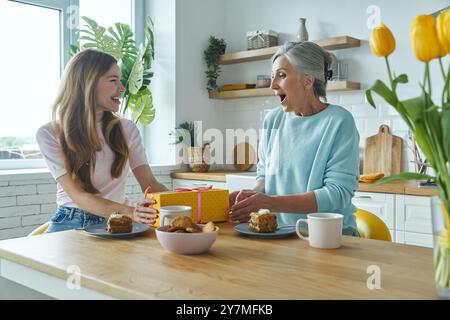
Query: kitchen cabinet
353 192 435 248
172 178 227 190
210 35 361 100
395 195 434 248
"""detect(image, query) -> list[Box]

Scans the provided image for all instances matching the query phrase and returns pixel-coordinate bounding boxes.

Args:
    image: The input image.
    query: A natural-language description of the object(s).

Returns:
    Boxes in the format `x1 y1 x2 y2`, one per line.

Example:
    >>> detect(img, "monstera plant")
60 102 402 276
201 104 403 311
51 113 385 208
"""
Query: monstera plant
70 16 155 125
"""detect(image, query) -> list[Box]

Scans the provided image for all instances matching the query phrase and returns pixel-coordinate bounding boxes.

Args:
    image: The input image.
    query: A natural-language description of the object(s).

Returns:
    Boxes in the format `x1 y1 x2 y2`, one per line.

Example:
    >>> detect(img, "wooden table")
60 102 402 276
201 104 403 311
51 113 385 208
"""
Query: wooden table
0 223 438 300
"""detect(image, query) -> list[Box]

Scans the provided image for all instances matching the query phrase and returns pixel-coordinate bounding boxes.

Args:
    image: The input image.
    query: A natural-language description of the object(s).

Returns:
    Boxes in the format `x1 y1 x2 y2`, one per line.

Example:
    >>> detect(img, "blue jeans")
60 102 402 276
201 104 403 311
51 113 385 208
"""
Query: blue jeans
46 206 106 233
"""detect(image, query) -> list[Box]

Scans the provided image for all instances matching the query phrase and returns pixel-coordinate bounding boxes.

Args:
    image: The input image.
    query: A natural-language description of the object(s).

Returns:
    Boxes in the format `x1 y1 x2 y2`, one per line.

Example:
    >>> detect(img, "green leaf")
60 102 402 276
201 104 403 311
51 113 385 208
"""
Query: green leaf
365 89 377 109
79 16 122 60
392 73 408 92
127 45 145 94
413 124 435 167
127 88 155 125
402 95 426 122
365 79 398 108
108 23 137 62
394 74 408 84
204 36 226 91
442 105 450 161
69 44 80 58
374 172 436 186
425 105 443 145
69 16 156 128
143 17 154 69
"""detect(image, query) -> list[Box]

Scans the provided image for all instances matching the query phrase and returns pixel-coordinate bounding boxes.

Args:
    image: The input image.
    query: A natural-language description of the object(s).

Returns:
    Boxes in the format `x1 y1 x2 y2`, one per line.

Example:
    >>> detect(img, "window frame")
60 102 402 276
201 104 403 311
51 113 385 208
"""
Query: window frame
1 0 141 170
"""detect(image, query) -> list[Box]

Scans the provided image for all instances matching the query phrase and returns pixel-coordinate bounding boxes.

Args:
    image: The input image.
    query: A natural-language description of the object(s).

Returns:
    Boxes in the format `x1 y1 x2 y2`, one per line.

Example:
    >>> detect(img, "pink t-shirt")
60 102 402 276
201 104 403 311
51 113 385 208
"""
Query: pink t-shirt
36 118 148 208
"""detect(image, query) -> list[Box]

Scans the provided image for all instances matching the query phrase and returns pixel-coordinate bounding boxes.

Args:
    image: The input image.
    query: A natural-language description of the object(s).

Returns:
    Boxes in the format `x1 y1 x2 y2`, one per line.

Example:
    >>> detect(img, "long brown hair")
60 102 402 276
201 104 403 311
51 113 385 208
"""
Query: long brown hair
52 50 129 193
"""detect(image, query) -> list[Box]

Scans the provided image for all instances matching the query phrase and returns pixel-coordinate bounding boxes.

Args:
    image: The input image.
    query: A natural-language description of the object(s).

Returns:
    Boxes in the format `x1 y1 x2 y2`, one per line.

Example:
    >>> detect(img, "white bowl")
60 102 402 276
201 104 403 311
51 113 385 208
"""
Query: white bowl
155 224 219 255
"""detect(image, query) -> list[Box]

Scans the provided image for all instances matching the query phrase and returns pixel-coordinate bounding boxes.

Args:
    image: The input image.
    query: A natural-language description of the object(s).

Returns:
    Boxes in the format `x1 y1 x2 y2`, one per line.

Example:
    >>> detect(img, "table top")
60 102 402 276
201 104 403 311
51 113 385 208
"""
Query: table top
0 223 438 299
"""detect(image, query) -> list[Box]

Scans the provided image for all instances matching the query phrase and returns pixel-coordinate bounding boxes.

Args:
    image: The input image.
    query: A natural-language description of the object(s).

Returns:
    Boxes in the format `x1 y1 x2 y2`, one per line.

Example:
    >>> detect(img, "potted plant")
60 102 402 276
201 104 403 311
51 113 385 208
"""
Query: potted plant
169 121 210 172
204 36 226 92
367 15 450 298
70 16 155 126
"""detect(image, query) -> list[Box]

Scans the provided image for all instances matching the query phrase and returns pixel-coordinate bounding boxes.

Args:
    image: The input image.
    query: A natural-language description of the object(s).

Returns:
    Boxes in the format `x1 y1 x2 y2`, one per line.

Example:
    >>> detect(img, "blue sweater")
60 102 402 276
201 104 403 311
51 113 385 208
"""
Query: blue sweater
256 104 360 230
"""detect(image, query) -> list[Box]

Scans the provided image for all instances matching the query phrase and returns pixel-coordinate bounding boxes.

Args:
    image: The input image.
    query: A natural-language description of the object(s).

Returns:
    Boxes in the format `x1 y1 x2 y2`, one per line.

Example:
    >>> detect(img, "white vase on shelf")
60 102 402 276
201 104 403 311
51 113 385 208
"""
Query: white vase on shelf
297 18 309 42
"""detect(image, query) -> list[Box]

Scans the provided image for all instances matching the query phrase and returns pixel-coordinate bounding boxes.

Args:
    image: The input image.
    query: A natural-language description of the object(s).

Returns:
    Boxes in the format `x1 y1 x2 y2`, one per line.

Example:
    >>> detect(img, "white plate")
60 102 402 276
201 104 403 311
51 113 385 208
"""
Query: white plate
234 223 296 239
83 222 149 239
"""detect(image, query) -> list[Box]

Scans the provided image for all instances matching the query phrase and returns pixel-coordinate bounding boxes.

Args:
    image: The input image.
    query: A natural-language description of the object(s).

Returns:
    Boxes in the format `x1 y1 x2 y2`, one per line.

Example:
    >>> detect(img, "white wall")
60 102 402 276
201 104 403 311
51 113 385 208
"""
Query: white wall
145 0 226 165
144 0 177 165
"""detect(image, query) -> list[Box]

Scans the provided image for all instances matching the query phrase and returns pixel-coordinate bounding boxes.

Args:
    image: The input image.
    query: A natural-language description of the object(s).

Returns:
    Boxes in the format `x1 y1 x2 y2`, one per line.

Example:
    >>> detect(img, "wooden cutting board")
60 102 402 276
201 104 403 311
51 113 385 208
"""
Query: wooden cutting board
363 125 403 176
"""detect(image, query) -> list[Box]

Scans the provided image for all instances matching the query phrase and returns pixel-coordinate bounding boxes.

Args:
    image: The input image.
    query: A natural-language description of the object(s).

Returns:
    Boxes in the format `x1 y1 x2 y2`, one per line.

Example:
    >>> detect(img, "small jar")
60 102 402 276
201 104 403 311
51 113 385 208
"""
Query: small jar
256 75 271 88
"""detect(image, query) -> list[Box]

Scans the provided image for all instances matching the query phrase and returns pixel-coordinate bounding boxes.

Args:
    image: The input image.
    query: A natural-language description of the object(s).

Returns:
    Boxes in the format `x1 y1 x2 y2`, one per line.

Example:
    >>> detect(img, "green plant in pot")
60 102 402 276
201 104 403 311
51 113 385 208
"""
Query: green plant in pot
70 16 155 126
367 16 450 298
204 36 226 92
170 121 210 172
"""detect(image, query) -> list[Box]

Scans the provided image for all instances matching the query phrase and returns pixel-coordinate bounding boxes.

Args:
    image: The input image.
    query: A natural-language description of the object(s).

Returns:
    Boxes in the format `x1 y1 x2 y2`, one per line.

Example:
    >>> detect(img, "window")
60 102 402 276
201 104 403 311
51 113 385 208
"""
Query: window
0 0 135 170
0 0 67 169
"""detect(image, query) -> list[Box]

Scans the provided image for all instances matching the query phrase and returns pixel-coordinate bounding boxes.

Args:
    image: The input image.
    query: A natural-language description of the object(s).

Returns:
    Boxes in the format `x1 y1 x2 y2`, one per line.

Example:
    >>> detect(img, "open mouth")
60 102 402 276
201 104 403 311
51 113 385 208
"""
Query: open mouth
111 97 121 105
278 94 287 104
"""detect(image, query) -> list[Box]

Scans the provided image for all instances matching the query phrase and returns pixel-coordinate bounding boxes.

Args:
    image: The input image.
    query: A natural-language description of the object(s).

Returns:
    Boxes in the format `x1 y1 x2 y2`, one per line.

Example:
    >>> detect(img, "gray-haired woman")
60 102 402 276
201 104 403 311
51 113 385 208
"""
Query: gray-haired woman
229 41 360 236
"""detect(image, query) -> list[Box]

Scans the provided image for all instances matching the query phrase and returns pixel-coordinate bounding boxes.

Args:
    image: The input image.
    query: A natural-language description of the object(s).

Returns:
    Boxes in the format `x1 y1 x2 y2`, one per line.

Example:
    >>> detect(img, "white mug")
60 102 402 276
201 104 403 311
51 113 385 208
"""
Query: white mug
159 206 192 227
295 213 343 249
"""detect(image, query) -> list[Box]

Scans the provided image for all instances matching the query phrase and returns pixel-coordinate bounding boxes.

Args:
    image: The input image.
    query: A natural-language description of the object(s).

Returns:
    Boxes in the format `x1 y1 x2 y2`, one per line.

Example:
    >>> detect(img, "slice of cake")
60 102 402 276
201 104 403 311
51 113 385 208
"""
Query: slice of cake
107 213 133 234
249 209 277 233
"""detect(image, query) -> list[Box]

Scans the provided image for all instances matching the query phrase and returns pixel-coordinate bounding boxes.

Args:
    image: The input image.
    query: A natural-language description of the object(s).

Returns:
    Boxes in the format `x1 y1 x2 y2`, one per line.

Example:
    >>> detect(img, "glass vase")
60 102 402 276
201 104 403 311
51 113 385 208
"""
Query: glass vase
431 196 450 299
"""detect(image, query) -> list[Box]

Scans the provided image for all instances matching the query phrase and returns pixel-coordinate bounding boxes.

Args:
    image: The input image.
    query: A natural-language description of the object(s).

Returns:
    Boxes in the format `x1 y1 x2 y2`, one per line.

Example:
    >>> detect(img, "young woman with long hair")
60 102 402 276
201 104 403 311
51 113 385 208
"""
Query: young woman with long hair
36 49 167 233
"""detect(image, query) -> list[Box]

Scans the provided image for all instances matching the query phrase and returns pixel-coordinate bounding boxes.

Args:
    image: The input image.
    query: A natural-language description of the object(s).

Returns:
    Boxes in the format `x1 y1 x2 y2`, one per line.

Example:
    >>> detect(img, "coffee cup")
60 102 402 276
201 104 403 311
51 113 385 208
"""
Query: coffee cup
295 213 343 249
159 206 192 227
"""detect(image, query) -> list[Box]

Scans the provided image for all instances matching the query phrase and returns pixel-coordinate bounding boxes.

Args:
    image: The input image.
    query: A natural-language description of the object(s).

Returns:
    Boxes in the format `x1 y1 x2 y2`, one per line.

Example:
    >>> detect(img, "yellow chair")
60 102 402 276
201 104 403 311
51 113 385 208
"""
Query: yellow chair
27 221 51 236
355 209 392 242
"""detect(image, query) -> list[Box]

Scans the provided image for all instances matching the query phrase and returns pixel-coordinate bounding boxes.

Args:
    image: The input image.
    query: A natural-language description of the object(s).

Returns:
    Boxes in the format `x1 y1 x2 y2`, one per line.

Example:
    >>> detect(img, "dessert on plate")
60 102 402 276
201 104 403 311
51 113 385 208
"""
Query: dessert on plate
107 213 133 234
248 209 278 233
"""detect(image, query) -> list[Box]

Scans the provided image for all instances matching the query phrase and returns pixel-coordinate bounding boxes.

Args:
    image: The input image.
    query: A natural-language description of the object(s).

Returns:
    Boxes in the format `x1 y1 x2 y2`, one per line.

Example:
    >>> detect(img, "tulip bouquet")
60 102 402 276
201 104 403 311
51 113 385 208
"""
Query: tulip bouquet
367 12 450 294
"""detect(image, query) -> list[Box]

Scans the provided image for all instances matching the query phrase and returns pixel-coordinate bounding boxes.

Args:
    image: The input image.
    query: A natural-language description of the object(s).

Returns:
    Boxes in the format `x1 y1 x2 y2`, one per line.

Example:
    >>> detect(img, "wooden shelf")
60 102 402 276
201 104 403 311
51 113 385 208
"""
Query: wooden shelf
209 87 273 99
220 36 360 65
220 47 278 65
315 36 361 50
327 80 361 91
209 81 361 99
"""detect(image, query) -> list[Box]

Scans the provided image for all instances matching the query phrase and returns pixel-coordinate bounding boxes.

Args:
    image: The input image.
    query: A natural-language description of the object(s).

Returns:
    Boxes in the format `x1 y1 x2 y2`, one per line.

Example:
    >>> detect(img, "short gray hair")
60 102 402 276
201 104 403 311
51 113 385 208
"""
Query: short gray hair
272 41 332 99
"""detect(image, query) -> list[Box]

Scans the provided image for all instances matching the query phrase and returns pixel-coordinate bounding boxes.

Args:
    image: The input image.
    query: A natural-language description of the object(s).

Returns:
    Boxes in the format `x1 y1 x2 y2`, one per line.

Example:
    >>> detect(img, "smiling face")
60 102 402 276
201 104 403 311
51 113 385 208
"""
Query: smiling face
95 64 125 113
270 55 313 114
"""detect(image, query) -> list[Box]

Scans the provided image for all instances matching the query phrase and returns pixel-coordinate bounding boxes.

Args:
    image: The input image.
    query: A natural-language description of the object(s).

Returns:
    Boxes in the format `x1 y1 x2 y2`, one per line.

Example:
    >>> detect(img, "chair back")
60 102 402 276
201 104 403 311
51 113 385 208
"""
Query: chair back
27 221 51 236
355 209 392 242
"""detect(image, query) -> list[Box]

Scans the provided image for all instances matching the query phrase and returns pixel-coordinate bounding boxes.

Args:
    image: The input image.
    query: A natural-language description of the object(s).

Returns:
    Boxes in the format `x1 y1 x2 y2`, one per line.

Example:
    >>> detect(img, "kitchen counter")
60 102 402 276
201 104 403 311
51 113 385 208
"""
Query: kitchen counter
170 170 236 182
0 223 438 299
170 171 439 196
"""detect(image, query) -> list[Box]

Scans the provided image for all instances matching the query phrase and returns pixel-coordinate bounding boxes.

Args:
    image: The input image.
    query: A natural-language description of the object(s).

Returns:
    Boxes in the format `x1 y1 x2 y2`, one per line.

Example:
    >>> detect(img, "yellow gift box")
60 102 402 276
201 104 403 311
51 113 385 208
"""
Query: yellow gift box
146 187 229 227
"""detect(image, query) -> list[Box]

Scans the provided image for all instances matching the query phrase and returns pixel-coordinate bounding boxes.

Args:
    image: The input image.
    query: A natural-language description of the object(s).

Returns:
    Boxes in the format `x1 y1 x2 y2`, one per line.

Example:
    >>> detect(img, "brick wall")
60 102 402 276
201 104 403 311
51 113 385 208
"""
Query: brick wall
0 166 176 240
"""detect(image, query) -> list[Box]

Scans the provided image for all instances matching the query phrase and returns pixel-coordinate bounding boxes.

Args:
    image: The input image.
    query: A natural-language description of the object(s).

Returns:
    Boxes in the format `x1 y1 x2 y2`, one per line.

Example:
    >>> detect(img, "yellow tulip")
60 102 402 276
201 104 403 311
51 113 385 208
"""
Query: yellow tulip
369 23 396 57
439 42 447 58
437 9 450 55
411 15 441 62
